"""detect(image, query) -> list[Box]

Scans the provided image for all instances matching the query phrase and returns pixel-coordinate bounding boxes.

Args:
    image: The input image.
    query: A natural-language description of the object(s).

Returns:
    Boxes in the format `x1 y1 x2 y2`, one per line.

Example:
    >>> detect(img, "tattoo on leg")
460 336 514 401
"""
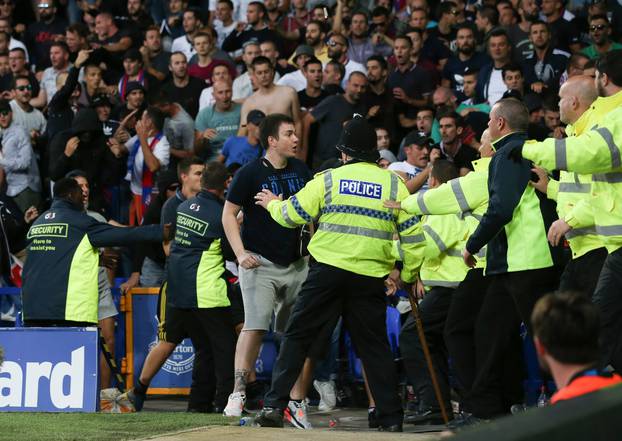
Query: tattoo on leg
234 369 250 392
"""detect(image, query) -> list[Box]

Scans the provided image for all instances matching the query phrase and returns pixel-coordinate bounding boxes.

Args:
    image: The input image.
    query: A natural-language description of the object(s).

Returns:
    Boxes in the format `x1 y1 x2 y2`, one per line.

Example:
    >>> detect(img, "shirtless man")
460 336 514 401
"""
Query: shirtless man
238 56 301 138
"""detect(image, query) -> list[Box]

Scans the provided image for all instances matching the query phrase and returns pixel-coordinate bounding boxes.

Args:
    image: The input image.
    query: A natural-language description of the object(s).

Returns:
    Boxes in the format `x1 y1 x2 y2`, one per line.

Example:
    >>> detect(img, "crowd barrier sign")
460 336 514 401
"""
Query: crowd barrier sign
0 327 99 412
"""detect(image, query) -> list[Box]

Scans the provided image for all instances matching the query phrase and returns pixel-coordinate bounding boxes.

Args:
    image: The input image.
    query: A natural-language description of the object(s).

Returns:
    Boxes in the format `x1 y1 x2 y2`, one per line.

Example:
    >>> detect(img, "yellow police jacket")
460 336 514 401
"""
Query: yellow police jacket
419 213 470 288
266 161 425 283
523 90 622 253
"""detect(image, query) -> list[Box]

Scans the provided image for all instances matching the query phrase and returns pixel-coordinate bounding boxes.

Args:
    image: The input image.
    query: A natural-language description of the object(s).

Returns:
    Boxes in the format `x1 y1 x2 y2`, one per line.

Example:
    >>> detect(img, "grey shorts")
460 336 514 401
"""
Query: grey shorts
238 255 309 332
98 267 118 321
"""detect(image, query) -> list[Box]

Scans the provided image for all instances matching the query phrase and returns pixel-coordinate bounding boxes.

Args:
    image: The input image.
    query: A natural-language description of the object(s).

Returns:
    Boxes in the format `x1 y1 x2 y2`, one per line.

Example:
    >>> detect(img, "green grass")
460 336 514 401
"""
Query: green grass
0 412 234 441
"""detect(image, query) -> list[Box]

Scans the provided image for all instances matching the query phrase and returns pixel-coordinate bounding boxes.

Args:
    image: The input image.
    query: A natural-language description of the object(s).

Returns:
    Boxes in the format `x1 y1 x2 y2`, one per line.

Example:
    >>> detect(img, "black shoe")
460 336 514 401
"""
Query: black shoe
255 407 285 428
368 408 379 429
446 412 485 431
126 388 146 412
378 423 403 432
187 404 215 413
404 408 447 425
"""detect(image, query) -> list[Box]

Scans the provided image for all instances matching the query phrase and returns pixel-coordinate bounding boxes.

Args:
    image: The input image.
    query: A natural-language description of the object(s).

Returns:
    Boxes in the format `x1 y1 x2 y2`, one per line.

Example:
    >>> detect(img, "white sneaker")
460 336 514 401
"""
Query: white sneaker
223 392 246 417
313 380 337 412
285 400 312 429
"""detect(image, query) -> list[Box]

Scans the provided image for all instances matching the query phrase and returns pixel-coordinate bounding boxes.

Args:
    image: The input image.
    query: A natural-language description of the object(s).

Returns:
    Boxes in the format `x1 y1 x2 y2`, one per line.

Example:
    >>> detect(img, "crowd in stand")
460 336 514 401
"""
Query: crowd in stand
2 0 622 430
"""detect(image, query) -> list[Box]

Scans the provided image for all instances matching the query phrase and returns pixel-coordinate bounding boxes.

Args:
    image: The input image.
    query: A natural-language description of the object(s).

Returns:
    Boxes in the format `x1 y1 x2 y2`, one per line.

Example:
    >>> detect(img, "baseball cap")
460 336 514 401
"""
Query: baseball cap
91 93 112 108
403 131 433 148
247 109 266 126
293 45 314 60
125 81 145 95
0 98 11 113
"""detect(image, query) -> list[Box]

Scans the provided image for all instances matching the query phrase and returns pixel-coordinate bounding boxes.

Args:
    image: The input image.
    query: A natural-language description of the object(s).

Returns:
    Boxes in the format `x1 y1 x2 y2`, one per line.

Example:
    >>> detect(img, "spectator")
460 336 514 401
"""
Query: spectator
436 111 478 174
260 39 294 78
409 7 451 69
0 48 40 97
303 71 368 168
9 76 46 145
277 45 313 92
77 62 103 108
189 32 235 84
219 109 265 167
153 92 196 167
345 11 391 64
498 2 518 27
222 1 280 53
159 0 185 45
0 17 29 63
457 68 491 115
238 56 301 138
388 130 431 192
118 48 157 102
49 107 126 212
161 52 205 118
195 80 241 159
405 28 441 83
442 24 489 95
362 55 396 143
304 20 329 64
581 14 622 60
113 81 146 121
474 5 498 40
213 0 238 50
507 0 538 61
0 52 8 77
532 292 622 404
297 57 329 111
171 8 203 62
559 53 589 86
198 64 234 111
31 41 71 108
92 94 117 138
140 25 171 84
65 23 90 63
522 21 569 95
92 11 133 78
326 33 366 88
24 0 67 71
542 97 561 135
322 60 345 95
375 126 397 163
231 41 262 101
476 29 513 106
126 0 153 38
502 63 525 96
123 106 170 225
539 0 580 53
429 1 460 46
0 98 41 212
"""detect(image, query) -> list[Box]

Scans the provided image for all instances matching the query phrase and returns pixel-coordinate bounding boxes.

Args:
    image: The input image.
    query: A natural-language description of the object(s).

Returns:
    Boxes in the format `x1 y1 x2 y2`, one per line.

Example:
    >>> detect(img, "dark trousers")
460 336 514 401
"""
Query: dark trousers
593 248 622 371
400 286 454 411
264 262 403 426
469 268 558 419
559 247 608 297
172 306 236 409
444 269 489 409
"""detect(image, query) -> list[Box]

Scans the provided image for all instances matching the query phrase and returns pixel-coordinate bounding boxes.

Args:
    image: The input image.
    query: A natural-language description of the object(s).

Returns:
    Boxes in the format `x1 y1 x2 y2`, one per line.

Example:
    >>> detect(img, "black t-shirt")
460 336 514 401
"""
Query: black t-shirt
226 157 311 265
161 76 204 118
297 89 330 111
442 51 489 94
311 94 368 162
24 17 68 70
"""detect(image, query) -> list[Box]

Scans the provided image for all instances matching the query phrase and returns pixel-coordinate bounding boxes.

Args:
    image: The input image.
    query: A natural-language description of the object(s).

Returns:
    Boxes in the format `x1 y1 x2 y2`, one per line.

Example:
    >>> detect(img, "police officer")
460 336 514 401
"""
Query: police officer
253 115 425 432
520 50 622 372
163 161 237 412
22 178 169 326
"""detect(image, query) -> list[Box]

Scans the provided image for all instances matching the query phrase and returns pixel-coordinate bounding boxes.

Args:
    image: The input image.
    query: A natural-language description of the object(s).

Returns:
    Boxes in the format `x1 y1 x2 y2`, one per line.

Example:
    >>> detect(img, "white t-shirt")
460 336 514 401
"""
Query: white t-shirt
171 35 195 62
125 135 170 196
213 20 238 49
199 86 215 111
486 68 506 107
342 59 367 88
388 161 425 179
276 70 306 92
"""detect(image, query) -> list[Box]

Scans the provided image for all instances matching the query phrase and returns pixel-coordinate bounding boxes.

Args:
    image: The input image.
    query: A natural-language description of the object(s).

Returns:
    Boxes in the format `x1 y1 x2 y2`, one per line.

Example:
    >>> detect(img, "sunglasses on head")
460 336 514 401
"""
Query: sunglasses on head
590 24 607 31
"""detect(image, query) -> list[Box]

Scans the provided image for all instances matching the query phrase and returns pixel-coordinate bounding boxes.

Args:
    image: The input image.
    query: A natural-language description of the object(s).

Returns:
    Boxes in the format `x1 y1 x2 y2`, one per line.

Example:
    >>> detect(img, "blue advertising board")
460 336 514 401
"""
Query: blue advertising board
0 327 99 412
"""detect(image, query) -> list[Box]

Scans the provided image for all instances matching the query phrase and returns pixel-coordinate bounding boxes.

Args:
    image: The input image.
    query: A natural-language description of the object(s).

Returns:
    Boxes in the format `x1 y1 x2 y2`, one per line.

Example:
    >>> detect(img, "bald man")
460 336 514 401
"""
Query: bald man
530 75 607 297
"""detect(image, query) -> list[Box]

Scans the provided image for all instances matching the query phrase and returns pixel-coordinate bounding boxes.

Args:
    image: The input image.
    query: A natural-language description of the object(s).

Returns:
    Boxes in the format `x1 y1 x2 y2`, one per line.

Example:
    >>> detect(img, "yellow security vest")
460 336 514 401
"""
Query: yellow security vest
266 161 425 283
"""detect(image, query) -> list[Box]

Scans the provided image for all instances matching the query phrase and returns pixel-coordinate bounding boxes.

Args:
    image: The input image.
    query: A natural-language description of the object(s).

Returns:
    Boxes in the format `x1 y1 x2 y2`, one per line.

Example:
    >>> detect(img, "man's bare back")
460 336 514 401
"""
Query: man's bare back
239 85 301 128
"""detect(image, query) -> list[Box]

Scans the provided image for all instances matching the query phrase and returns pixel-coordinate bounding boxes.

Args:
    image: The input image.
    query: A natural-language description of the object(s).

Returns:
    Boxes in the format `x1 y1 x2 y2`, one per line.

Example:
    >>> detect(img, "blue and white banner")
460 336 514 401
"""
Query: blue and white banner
0 327 99 412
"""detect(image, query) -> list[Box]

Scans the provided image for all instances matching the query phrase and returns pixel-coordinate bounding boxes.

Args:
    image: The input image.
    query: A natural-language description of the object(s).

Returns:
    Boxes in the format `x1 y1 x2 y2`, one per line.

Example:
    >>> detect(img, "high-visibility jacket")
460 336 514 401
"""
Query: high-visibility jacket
467 132 557 275
266 161 425 283
419 213 470 288
523 92 622 253
401 157 490 268
544 90 622 258
22 198 163 323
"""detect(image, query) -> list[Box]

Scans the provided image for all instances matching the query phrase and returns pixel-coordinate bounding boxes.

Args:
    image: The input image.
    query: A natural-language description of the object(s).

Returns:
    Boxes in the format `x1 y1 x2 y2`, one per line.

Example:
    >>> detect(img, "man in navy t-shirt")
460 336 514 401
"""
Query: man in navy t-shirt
222 113 313 428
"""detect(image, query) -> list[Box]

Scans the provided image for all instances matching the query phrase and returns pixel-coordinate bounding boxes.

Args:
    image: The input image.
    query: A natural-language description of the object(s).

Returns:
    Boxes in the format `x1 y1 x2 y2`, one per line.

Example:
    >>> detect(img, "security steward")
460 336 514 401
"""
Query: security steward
164 161 237 412
22 178 168 326
253 115 425 432
520 50 622 372
462 98 561 421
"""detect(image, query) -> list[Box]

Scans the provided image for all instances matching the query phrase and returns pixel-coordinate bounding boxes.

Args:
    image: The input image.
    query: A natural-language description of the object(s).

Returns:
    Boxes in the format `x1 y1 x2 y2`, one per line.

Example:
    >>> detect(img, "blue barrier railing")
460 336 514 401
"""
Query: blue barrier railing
0 286 22 327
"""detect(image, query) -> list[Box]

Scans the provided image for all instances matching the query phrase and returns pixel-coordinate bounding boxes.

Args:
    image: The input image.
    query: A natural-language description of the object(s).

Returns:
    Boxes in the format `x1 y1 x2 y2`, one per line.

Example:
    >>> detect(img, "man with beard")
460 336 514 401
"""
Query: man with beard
302 71 368 168
161 52 205 118
222 2 280 53
304 20 329 64
521 21 569 96
540 0 580 54
532 292 622 404
581 14 622 60
362 55 396 142
507 0 539 62
344 11 392 65
31 42 71 108
24 0 67 71
436 111 478 175
442 25 489 95
326 33 366 88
